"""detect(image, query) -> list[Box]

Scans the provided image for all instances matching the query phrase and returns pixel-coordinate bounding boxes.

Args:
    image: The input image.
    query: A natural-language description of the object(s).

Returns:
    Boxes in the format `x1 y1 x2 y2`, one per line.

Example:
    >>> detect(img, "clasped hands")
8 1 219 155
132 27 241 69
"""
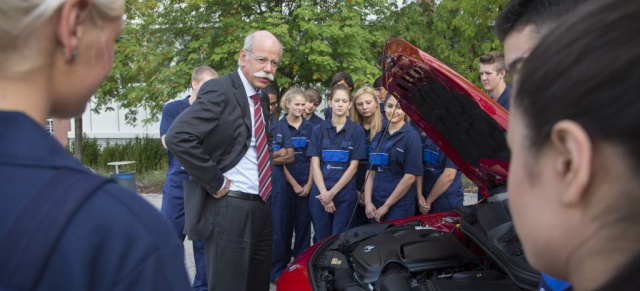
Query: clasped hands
316 189 336 213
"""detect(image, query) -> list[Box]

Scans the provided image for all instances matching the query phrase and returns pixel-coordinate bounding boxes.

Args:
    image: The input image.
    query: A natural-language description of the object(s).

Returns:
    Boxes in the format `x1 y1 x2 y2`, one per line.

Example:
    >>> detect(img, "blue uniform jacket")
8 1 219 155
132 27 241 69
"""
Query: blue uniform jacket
160 96 191 195
307 113 323 126
281 116 314 185
0 112 190 290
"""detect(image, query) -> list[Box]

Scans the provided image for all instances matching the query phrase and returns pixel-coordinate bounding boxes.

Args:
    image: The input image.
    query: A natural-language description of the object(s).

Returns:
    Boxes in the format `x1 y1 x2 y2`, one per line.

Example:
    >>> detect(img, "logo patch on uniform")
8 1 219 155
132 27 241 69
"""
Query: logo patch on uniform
327 164 343 170
396 148 404 152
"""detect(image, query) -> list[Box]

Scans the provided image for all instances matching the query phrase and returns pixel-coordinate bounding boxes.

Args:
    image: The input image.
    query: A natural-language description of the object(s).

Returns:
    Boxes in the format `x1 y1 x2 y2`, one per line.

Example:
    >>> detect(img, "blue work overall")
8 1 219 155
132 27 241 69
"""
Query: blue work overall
269 119 295 282
309 123 358 242
369 124 422 222
282 117 314 258
421 136 463 212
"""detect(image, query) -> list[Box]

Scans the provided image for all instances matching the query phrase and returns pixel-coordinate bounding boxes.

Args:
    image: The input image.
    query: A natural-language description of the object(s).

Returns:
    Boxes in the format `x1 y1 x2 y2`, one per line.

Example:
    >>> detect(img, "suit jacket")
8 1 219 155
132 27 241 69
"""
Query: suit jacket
166 70 270 239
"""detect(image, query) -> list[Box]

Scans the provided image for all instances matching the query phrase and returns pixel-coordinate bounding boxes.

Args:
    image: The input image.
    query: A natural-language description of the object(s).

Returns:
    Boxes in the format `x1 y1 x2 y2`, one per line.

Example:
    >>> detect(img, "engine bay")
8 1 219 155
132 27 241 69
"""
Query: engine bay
310 220 524 291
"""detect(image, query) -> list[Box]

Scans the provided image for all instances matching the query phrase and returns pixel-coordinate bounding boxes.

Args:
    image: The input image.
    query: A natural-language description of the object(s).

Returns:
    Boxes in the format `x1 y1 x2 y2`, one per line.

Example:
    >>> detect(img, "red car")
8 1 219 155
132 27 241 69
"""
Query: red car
277 39 539 291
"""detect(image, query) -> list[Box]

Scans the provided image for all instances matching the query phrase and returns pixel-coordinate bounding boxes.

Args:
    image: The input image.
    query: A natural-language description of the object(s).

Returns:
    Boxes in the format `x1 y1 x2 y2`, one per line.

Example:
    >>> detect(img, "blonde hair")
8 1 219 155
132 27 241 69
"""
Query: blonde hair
351 86 383 141
0 0 124 71
280 87 306 114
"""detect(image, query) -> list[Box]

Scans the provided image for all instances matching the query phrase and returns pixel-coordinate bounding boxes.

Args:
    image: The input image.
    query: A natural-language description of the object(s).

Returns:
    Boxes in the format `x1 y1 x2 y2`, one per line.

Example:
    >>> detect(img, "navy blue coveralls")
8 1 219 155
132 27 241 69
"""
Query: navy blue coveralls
420 132 464 212
352 119 388 227
160 96 207 291
281 117 315 258
307 113 324 126
0 112 190 290
269 117 295 282
497 85 511 111
369 123 423 222
307 119 366 242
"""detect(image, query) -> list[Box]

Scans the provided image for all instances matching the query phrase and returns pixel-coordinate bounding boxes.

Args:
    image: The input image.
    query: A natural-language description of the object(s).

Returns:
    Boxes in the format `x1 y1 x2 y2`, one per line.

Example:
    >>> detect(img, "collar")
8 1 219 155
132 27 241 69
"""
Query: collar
0 112 86 171
237 68 258 98
324 118 352 131
281 115 309 129
499 85 511 100
388 122 412 136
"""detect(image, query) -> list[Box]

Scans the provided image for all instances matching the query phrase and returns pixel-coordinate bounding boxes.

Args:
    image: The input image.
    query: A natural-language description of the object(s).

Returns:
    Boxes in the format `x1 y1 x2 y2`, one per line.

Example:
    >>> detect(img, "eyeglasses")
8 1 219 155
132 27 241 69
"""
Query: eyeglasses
269 102 278 107
245 50 280 69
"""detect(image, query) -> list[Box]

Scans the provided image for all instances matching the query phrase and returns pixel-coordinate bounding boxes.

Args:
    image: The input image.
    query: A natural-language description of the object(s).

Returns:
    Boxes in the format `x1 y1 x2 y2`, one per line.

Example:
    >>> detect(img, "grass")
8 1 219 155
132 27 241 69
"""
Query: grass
90 167 166 194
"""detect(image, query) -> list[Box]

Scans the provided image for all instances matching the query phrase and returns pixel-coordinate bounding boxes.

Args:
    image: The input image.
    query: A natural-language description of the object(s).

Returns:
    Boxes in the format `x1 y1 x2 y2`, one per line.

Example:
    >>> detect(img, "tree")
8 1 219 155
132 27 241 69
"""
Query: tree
95 0 508 125
97 0 392 124
382 0 508 87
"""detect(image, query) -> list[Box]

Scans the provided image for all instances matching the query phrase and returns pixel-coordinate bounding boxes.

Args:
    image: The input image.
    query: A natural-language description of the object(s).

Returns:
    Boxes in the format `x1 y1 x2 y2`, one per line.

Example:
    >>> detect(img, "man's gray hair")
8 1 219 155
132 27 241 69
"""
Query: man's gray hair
237 30 284 66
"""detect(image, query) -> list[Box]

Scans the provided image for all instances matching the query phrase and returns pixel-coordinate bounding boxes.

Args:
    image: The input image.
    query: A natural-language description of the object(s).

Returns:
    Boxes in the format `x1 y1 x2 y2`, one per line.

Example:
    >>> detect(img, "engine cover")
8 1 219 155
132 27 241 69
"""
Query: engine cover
351 228 476 283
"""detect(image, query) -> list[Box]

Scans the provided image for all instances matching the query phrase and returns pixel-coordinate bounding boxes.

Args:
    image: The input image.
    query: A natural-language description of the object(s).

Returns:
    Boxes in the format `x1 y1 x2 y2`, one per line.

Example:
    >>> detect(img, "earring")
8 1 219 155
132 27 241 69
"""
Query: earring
71 49 79 61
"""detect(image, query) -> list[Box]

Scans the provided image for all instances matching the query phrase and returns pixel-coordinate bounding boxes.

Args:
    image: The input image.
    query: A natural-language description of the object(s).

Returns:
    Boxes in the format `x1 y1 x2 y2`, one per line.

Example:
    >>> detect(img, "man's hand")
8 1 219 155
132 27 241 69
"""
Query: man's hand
213 177 230 199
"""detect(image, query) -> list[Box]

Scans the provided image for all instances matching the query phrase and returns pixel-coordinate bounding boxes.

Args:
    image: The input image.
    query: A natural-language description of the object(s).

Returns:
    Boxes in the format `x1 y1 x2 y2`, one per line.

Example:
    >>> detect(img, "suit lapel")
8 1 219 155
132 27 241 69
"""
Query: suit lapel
231 71 252 129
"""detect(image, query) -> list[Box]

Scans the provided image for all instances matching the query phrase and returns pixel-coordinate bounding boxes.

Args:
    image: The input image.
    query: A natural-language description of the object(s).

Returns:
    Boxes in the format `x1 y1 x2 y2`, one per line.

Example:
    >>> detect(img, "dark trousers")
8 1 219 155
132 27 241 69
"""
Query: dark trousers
204 191 272 291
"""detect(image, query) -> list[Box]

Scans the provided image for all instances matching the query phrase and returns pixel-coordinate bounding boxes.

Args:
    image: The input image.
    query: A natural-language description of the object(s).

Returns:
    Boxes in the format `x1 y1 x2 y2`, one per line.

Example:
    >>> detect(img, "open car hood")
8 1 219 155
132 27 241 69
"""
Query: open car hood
382 38 510 198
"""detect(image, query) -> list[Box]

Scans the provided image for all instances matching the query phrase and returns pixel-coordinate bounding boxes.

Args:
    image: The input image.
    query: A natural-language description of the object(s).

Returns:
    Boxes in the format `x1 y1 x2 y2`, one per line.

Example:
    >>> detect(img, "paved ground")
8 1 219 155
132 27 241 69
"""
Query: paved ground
141 192 477 290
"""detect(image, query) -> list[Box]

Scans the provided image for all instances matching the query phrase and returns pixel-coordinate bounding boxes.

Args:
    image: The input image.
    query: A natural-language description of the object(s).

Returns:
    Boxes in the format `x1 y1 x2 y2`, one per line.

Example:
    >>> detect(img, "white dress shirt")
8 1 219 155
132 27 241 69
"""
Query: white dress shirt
222 69 262 194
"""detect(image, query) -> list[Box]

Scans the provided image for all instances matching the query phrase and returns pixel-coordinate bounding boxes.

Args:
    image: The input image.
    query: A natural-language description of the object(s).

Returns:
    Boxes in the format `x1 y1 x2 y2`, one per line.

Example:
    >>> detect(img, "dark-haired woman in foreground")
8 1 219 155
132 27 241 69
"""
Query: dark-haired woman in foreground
507 0 640 290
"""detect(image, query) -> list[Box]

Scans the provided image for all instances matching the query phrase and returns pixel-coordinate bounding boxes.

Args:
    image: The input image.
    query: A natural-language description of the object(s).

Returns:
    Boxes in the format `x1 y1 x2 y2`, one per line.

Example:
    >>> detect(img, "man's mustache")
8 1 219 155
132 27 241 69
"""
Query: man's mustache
254 71 274 81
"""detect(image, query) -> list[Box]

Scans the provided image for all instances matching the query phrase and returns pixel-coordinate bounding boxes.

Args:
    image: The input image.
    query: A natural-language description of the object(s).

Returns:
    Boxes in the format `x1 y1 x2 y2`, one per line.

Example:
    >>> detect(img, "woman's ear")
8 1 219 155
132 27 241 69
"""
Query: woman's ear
56 0 92 61
548 120 593 206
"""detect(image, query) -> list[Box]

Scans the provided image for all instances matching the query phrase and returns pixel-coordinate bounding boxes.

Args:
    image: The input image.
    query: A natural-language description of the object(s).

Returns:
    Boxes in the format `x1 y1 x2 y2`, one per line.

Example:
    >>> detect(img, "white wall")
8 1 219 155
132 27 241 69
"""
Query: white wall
68 94 188 144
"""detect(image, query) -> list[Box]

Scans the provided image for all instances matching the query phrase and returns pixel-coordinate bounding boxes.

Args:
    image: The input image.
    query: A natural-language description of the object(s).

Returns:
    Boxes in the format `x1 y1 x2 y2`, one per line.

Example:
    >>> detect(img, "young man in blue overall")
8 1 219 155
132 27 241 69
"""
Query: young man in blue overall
281 88 315 259
307 84 366 242
268 90 296 283
303 88 324 125
364 95 423 222
160 66 218 291
479 51 510 111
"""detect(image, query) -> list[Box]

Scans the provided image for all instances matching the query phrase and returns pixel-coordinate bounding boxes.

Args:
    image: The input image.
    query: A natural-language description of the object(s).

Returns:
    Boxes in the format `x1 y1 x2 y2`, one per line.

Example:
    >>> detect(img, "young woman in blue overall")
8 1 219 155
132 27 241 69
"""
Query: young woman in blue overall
350 86 385 226
267 92 296 282
280 88 315 259
364 95 423 222
416 129 464 214
307 83 366 242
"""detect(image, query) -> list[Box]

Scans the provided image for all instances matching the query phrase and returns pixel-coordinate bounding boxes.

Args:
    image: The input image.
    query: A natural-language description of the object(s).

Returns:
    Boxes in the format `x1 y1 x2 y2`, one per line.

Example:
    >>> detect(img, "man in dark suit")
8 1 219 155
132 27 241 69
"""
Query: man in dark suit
166 30 284 291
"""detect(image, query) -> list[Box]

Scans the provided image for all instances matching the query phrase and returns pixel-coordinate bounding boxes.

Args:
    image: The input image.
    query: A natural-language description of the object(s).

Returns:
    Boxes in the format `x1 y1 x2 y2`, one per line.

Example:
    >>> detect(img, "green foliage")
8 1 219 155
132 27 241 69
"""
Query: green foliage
80 136 168 174
97 0 508 123
382 0 508 87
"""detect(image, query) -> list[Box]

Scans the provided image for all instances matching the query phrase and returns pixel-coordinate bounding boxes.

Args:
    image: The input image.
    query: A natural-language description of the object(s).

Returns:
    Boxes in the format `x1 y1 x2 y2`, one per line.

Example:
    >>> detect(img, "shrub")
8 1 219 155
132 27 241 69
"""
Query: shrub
79 136 167 175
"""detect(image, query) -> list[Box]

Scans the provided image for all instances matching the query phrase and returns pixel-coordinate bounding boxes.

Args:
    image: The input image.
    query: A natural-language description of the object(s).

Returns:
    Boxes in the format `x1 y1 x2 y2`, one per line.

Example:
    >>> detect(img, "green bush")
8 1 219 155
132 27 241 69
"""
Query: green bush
80 136 167 175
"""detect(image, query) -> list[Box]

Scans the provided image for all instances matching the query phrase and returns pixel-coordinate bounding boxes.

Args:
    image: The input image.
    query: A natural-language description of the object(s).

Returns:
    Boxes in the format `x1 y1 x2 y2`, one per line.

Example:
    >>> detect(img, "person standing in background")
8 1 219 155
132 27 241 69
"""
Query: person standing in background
350 86 385 226
160 65 218 291
166 30 283 291
307 84 366 242
364 95 423 222
479 52 510 110
303 88 324 125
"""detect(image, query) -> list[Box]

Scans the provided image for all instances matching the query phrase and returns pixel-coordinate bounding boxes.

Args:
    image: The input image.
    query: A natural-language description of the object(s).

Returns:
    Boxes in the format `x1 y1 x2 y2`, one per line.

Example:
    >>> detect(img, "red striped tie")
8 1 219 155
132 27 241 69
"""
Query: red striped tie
250 94 272 201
